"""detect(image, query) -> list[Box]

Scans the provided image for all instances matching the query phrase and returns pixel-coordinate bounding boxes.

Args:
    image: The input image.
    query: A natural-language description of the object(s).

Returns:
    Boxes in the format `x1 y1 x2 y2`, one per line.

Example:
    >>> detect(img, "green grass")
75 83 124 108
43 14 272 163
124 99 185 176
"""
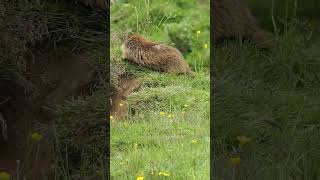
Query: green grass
212 19 320 179
49 91 108 179
111 72 210 179
1 1 109 179
248 0 320 32
110 0 210 179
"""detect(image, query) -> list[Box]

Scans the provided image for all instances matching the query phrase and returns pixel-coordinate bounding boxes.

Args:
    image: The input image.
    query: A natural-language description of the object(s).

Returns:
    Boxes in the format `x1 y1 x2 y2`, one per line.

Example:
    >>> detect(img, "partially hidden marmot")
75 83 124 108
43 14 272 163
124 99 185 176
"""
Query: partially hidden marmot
213 0 272 48
122 34 192 75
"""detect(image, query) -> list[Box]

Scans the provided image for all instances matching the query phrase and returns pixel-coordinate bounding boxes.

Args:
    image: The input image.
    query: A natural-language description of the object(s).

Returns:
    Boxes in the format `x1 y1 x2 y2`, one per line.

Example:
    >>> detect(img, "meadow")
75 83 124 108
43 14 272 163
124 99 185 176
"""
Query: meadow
110 0 210 179
212 1 320 179
1 0 319 179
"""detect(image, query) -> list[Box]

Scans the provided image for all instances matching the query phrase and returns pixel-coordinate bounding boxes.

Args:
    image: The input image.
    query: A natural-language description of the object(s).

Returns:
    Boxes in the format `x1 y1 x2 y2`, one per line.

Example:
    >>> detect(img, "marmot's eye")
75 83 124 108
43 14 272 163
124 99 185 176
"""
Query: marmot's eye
128 41 135 47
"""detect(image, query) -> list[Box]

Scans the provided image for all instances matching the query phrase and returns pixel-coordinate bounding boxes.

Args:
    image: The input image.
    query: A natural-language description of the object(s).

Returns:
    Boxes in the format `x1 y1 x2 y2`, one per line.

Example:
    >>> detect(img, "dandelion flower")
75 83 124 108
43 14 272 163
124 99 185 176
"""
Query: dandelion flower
119 102 124 107
204 43 208 48
160 111 165 116
0 172 10 180
159 172 170 176
191 139 197 144
196 30 201 34
237 135 252 145
168 114 172 118
31 132 43 142
229 157 241 166
136 175 144 180
110 115 114 120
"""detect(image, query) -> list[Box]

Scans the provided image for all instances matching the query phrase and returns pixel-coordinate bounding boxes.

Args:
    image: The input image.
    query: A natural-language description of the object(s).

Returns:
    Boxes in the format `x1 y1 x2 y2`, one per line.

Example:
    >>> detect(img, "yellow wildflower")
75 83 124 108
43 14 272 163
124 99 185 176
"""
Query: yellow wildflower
237 135 252 145
31 132 43 142
168 114 172 118
119 102 124 107
160 111 165 116
229 157 241 166
204 43 208 48
0 172 10 180
196 30 201 34
110 115 114 120
191 139 197 144
136 175 144 180
159 172 170 176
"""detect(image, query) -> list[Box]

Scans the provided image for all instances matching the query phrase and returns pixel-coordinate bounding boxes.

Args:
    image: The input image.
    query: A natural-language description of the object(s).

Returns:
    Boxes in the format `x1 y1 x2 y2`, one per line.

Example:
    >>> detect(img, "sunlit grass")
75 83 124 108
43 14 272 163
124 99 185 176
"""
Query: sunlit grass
110 0 210 179
110 71 210 179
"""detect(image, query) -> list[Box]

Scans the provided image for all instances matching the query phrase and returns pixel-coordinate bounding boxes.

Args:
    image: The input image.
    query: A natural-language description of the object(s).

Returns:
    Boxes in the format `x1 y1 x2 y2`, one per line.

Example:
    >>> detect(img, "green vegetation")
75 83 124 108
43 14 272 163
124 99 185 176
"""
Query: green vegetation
110 0 210 179
248 0 320 32
0 1 108 179
212 3 320 179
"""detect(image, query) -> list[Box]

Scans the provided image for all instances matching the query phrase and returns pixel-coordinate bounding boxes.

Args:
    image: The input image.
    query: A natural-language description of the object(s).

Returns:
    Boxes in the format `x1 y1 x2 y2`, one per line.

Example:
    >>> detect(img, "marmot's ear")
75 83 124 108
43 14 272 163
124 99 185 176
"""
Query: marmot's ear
126 31 135 39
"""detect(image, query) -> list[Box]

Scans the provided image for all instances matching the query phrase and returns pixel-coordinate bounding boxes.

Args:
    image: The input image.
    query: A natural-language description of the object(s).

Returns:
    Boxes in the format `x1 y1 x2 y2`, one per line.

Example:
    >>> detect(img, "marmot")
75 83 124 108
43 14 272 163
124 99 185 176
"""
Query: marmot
122 34 192 75
213 0 272 48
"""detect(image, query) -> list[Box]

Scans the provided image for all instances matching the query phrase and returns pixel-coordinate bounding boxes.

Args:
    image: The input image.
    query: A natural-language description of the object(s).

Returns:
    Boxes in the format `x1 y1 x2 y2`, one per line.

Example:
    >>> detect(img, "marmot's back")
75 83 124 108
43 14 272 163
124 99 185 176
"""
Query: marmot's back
122 35 192 75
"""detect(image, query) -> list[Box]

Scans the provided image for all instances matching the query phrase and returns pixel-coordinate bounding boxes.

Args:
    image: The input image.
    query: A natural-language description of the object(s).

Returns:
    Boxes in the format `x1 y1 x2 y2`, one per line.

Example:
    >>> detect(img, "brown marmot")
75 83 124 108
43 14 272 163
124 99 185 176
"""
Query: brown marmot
122 34 192 75
77 0 107 9
213 0 272 48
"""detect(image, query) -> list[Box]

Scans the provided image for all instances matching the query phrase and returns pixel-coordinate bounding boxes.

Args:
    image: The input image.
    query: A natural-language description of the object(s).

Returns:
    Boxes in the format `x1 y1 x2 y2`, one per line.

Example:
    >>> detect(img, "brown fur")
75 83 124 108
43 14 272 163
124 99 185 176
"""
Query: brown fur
122 35 192 75
78 0 107 9
213 0 272 48
110 77 140 119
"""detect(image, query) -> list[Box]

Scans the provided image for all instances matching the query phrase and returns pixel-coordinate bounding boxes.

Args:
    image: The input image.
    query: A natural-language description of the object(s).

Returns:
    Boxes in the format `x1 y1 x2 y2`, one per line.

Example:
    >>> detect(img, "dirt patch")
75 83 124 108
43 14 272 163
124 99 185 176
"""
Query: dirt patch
0 51 96 179
110 77 140 120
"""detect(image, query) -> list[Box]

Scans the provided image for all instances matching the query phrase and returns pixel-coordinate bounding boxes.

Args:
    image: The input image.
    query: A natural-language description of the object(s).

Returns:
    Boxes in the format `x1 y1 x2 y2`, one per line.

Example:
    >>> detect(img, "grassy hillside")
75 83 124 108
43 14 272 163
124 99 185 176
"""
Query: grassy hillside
212 8 320 180
0 1 108 179
110 0 210 179
247 0 320 32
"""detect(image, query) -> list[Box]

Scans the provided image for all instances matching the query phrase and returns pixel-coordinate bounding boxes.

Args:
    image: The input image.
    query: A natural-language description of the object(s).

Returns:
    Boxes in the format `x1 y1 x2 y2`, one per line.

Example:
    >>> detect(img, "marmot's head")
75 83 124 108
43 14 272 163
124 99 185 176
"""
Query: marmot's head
122 34 148 59
122 34 145 60
124 34 146 50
